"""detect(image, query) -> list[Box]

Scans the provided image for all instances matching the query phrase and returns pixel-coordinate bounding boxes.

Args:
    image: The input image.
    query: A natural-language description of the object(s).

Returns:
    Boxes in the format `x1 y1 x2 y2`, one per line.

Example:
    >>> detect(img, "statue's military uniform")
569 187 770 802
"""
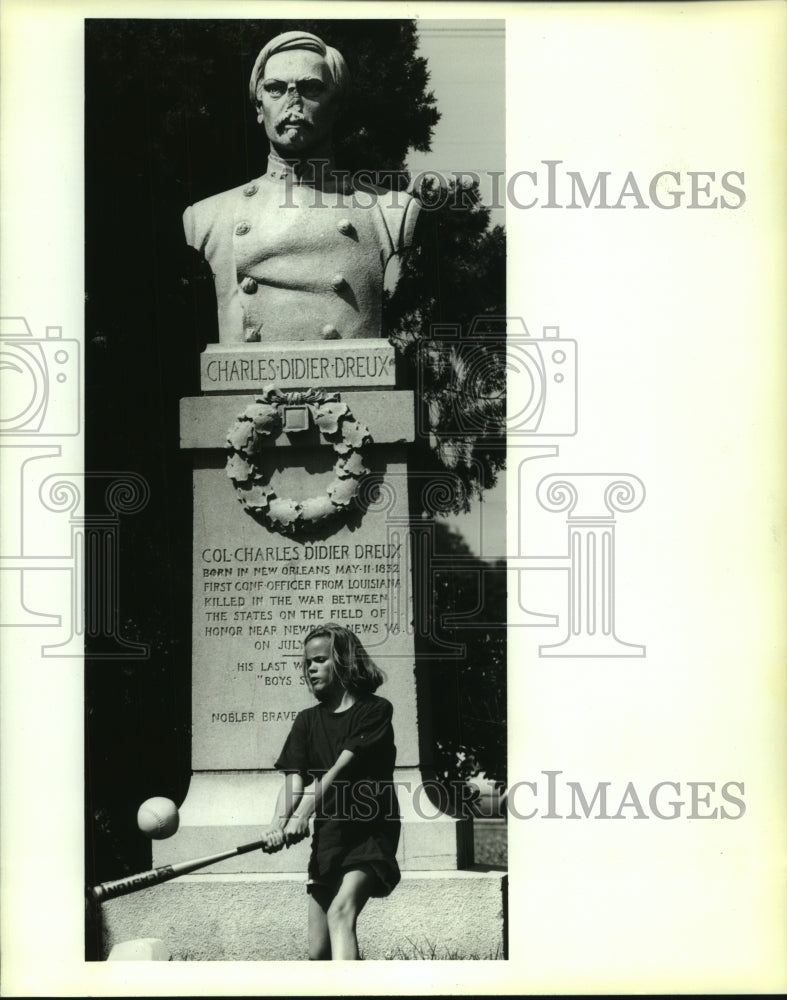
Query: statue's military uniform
183 155 421 344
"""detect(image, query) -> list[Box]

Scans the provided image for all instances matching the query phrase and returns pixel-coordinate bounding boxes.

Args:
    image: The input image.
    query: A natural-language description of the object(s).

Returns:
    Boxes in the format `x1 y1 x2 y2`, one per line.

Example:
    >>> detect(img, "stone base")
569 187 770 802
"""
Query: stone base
107 938 171 961
101 868 507 961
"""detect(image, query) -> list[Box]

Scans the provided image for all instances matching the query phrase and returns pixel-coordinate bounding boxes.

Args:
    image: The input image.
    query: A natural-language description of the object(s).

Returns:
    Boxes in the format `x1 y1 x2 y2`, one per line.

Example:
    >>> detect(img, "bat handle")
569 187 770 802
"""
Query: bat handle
89 836 283 903
90 864 177 903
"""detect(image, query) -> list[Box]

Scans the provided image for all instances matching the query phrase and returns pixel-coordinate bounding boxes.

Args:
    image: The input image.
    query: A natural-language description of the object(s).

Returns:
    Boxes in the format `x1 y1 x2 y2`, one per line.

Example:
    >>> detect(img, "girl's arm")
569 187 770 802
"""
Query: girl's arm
262 772 305 850
282 749 355 844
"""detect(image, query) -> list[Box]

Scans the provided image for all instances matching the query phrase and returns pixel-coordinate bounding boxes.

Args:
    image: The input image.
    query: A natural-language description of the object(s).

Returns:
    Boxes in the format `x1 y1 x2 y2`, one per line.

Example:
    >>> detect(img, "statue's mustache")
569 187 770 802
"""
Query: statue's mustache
276 113 312 134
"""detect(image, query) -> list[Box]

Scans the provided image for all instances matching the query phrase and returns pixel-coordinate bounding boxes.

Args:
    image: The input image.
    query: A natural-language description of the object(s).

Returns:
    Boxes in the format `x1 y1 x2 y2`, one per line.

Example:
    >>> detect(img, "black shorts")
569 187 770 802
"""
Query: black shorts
306 860 399 898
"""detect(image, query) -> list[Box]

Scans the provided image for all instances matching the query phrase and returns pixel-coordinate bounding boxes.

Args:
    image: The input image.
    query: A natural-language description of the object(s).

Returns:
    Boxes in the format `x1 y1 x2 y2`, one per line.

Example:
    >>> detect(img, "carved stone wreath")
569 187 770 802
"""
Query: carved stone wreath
225 388 373 533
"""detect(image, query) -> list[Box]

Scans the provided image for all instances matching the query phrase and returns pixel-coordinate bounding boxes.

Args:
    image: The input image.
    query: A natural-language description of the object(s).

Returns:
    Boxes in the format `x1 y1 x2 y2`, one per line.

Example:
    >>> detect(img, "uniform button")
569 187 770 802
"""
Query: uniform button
330 274 347 292
321 324 341 340
235 222 250 236
337 219 354 235
243 184 258 197
241 277 258 294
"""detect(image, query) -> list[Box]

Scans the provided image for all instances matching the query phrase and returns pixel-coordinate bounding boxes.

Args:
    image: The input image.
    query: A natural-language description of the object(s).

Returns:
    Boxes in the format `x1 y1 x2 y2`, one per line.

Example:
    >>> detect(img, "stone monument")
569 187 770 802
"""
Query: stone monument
102 31 506 960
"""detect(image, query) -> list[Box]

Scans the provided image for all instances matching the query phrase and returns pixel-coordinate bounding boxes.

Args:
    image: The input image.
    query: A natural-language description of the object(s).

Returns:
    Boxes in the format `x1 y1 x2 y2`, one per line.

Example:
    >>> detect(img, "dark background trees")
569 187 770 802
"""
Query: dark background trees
423 523 507 789
85 18 506 913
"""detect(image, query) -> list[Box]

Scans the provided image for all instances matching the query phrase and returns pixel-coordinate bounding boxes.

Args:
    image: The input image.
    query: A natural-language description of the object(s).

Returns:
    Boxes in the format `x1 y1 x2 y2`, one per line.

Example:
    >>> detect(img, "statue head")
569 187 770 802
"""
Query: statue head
248 31 350 159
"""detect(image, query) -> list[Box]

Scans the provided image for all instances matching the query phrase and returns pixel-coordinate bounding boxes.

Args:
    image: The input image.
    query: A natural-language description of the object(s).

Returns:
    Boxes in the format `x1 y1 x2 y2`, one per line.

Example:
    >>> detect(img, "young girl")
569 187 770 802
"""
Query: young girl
261 623 400 961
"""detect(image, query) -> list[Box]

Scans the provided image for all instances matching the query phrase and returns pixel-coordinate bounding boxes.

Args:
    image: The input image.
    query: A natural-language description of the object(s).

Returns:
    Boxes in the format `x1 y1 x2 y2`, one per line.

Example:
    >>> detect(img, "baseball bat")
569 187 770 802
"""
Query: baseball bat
90 836 279 903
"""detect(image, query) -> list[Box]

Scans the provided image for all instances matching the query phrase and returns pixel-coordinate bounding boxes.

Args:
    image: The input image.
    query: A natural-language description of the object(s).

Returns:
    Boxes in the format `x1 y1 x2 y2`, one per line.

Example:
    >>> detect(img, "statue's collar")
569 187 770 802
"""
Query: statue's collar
264 152 349 192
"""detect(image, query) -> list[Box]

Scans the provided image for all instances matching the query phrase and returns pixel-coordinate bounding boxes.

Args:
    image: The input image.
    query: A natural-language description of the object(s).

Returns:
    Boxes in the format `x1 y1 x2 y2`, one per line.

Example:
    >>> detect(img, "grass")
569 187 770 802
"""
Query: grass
381 939 505 961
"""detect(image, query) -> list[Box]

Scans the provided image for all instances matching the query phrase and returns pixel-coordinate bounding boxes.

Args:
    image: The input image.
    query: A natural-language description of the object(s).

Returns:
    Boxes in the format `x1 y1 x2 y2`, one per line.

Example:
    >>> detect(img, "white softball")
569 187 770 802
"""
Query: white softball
136 796 180 840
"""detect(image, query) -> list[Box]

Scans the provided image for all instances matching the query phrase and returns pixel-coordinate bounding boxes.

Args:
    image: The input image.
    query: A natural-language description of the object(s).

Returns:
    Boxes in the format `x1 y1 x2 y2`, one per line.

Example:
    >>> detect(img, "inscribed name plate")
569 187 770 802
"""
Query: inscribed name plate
201 339 396 392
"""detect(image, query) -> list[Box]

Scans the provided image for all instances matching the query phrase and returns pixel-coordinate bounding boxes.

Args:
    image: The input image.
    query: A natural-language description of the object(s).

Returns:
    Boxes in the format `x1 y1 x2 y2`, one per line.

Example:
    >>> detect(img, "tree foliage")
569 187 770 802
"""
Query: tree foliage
387 182 507 512
424 524 507 788
85 18 439 200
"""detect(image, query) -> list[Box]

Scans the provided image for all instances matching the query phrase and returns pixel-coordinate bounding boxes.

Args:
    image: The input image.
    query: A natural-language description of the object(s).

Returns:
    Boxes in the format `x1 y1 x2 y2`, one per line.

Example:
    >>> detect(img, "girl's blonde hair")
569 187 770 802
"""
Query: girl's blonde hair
301 623 385 695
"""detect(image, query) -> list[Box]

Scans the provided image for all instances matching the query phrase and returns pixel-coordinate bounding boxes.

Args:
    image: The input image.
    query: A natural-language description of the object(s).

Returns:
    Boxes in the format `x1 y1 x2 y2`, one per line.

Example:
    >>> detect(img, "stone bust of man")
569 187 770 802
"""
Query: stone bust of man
183 30 421 344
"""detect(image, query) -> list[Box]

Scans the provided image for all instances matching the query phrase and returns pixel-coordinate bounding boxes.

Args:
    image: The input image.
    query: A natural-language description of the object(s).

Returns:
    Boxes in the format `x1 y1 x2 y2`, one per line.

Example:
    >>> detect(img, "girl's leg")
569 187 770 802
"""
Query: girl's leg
325 866 378 961
307 884 333 960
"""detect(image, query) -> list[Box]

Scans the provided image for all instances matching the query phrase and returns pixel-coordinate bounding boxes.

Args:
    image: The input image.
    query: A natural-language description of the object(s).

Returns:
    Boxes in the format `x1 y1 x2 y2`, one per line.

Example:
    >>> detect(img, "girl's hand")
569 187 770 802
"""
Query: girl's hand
260 824 285 853
283 815 310 845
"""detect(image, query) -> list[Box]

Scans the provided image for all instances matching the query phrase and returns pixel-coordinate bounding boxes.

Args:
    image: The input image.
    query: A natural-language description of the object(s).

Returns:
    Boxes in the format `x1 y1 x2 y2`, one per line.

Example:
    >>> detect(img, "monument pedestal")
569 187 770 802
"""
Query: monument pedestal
101 869 507 961
107 340 505 959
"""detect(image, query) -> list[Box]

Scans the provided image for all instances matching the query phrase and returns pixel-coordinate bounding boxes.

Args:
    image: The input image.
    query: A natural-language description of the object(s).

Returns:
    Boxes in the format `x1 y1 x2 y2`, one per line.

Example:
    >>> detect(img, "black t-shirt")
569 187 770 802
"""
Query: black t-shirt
274 694 401 894
276 695 396 785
